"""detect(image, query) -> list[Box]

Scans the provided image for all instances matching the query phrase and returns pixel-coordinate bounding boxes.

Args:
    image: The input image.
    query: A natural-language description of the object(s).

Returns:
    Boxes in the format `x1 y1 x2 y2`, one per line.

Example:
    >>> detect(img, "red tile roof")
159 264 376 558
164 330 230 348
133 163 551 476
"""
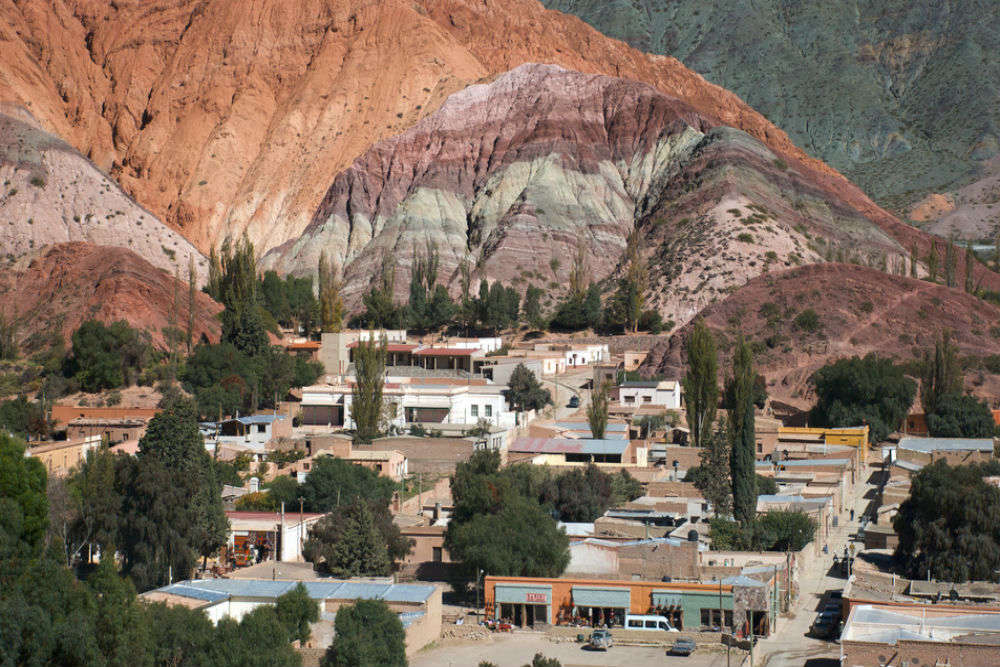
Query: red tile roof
413 347 476 356
285 341 321 350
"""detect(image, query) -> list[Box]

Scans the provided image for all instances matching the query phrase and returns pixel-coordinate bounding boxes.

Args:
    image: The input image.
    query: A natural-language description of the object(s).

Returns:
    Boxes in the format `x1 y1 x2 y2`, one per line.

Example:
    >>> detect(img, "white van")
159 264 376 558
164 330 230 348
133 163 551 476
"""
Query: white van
624 614 679 632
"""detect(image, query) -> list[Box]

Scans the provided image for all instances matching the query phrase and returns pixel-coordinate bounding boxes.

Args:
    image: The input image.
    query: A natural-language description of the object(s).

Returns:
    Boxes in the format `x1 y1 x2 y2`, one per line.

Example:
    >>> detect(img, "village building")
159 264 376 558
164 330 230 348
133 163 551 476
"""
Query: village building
484 574 778 635
66 416 149 443
507 437 646 467
141 578 441 656
26 435 102 476
224 510 325 565
617 380 683 410
299 379 516 430
50 404 160 429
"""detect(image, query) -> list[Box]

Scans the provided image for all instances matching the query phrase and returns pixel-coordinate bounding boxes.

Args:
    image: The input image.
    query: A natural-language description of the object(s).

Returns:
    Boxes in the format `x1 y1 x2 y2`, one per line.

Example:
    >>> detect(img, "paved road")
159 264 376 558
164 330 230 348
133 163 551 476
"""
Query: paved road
542 368 593 420
753 464 875 667
412 633 732 667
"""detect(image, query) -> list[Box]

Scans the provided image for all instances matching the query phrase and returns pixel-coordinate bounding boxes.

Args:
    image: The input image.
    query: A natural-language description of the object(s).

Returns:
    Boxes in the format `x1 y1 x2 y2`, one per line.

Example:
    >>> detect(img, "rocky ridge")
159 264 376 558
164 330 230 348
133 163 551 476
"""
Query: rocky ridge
641 263 1000 408
543 0 1000 228
0 0 919 257
264 65 940 326
0 109 208 280
0 243 221 354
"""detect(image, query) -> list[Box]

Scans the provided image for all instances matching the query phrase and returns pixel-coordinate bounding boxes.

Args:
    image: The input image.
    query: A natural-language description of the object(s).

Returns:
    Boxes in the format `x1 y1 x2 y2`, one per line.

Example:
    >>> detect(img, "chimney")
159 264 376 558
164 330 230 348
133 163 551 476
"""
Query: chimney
434 502 442 521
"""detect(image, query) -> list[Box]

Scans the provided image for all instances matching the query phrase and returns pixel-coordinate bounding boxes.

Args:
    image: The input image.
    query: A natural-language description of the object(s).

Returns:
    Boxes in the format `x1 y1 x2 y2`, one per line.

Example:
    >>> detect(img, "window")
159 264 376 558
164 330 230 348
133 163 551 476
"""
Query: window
700 609 733 628
624 395 635 403
642 396 652 403
257 424 266 433
485 405 492 417
628 619 642 628
471 405 479 417
644 620 657 628
433 547 443 562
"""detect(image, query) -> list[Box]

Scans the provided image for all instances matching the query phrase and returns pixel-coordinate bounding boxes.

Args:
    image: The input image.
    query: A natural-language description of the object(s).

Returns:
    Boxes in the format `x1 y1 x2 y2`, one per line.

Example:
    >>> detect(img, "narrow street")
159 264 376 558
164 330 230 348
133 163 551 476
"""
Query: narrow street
754 462 876 667
542 368 593 420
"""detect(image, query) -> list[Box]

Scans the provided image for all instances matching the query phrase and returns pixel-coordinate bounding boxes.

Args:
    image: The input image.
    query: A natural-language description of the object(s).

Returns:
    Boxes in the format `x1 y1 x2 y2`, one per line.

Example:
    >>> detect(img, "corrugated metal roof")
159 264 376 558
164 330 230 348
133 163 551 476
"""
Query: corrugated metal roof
778 459 850 467
510 437 628 456
898 437 994 453
722 576 766 588
152 579 435 604
555 422 627 432
893 459 924 472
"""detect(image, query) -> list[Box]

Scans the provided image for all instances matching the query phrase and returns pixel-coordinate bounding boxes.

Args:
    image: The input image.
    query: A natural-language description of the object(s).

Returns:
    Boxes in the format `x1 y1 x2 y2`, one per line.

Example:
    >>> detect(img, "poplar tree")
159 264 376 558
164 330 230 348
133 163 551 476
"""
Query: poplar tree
587 380 609 439
318 251 344 333
351 337 387 444
683 319 718 449
964 243 975 294
186 255 197 353
920 330 962 416
728 338 757 527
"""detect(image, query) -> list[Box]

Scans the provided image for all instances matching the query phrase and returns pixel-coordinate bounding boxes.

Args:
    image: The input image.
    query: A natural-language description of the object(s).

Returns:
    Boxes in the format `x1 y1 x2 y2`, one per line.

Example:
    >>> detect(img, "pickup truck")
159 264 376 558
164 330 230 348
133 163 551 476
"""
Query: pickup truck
589 629 613 651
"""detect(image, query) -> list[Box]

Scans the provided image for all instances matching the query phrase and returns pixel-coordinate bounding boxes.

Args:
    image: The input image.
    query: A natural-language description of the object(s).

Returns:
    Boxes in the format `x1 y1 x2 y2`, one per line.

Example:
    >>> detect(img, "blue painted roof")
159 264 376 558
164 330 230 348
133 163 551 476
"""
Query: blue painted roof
152 579 436 604
722 575 766 588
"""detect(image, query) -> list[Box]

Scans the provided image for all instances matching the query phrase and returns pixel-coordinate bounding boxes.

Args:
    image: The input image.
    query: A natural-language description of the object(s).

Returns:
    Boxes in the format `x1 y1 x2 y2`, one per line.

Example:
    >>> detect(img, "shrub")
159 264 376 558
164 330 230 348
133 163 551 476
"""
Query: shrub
737 233 754 243
859 301 874 313
29 176 45 188
793 309 821 333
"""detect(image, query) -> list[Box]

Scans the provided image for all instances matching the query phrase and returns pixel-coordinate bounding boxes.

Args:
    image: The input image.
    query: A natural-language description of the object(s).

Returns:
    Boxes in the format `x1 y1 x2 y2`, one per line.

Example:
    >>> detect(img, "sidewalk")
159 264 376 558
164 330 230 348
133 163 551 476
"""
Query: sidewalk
754 464 875 667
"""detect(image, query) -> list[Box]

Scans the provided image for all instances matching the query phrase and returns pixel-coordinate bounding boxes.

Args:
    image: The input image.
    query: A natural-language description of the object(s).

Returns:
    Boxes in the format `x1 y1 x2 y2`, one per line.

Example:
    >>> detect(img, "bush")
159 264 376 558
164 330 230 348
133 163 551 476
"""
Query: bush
737 233 754 243
926 393 996 438
793 309 821 333
322 599 406 667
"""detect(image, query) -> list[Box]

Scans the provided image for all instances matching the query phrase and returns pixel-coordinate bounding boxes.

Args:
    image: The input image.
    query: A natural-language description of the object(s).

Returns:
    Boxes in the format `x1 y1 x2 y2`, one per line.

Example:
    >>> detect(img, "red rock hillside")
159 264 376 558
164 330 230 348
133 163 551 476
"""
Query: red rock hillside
0 0 954 274
641 263 1000 409
0 243 222 354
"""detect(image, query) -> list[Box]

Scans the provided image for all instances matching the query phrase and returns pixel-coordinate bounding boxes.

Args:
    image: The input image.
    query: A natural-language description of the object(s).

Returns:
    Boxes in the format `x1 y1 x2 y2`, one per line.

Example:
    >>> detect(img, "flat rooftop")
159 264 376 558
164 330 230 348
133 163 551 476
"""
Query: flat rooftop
510 437 629 456
897 437 994 453
843 604 1000 645
147 578 437 605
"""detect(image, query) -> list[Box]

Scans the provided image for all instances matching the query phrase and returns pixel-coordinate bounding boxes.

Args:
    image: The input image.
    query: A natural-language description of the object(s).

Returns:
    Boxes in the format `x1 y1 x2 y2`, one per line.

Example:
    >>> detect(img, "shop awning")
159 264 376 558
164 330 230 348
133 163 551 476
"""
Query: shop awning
572 586 630 608
495 584 551 605
652 591 684 607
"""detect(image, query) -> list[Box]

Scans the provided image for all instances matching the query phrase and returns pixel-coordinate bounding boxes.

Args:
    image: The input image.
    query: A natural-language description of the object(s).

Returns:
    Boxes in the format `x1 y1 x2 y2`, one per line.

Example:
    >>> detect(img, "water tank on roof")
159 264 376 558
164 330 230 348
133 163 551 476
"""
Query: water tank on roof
687 529 699 542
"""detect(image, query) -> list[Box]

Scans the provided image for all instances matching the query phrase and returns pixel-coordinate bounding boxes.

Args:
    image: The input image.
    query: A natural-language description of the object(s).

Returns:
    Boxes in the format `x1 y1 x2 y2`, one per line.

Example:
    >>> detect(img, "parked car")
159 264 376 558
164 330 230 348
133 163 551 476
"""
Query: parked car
568 396 580 408
589 629 613 651
668 637 697 656
624 614 679 632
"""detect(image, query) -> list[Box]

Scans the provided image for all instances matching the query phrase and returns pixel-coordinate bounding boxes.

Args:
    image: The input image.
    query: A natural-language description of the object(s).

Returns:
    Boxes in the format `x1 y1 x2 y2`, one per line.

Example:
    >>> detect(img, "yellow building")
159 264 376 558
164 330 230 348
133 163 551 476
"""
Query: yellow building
777 426 870 463
27 435 102 476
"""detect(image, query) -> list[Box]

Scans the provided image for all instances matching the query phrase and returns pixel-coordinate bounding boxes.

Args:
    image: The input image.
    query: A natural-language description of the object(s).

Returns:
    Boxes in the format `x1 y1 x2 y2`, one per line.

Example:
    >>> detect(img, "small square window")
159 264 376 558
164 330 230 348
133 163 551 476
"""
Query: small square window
471 405 479 417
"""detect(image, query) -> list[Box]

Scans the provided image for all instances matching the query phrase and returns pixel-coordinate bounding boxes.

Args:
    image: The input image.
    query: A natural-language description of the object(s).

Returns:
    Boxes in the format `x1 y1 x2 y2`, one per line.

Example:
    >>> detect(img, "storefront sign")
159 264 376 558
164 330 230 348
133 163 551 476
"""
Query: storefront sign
526 593 547 603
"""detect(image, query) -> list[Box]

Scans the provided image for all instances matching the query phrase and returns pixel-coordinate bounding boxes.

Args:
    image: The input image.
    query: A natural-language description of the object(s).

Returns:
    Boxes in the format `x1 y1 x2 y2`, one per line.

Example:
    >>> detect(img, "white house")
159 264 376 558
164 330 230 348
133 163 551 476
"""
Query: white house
618 380 682 410
300 380 517 430
204 414 292 455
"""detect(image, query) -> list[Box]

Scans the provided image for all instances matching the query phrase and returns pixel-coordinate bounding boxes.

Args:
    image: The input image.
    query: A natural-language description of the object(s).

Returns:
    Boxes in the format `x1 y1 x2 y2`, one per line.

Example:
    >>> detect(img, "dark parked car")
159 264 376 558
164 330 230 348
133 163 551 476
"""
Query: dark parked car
668 637 696 656
568 396 580 408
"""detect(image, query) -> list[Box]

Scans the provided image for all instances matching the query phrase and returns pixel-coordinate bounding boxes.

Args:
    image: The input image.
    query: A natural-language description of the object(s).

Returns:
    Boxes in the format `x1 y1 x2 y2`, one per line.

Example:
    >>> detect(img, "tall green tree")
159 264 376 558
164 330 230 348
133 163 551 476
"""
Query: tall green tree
683 319 718 449
894 460 1000 582
322 599 407 667
926 393 996 438
318 251 344 333
728 338 757 526
66 320 152 392
921 330 962 416
88 558 153 667
0 433 49 557
119 400 228 591
523 285 545 330
687 423 733 517
810 354 916 443
586 380 609 439
351 337 387 443
298 456 396 512
505 364 551 413
303 501 393 578
275 582 320 645
213 235 269 358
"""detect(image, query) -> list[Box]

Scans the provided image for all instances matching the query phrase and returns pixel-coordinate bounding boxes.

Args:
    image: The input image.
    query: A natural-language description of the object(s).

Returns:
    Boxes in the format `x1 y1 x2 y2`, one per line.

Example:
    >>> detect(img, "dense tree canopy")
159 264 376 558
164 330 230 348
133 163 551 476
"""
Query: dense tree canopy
505 364 552 412
710 511 816 552
926 392 996 438
299 456 396 513
894 460 1000 582
303 501 410 577
1 432 302 667
65 319 152 392
809 354 916 443
323 599 406 667
275 583 320 645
